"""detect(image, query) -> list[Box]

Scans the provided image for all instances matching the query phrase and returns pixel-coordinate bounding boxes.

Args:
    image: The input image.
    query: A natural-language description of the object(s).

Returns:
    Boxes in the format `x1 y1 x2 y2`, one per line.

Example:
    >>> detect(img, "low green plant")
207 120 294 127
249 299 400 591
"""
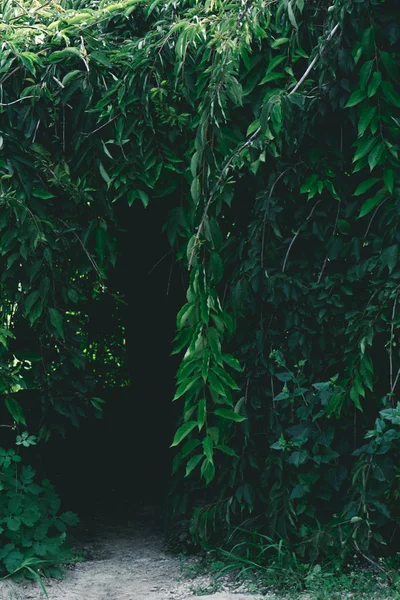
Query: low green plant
0 438 79 580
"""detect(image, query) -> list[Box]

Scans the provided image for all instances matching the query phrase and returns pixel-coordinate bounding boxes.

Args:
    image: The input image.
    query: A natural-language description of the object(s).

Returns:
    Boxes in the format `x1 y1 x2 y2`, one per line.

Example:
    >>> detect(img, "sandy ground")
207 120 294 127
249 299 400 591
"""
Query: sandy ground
0 513 263 600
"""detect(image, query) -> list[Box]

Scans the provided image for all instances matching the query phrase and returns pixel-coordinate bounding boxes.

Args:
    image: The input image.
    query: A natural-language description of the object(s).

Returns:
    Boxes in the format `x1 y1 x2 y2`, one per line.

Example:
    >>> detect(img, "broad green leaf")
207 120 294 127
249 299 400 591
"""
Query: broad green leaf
358 106 376 137
358 195 382 218
359 60 373 91
48 308 64 339
381 81 400 108
383 169 395 194
287 1 298 29
222 354 242 371
202 435 213 463
367 72 382 97
171 421 197 447
345 89 366 108
31 189 54 199
99 162 111 184
210 252 223 283
197 398 206 431
380 51 398 81
380 245 399 274
215 444 239 457
138 190 149 208
368 141 385 171
24 290 40 316
214 409 246 422
353 137 376 162
271 38 289 48
353 178 380 196
5 398 26 425
185 454 202 476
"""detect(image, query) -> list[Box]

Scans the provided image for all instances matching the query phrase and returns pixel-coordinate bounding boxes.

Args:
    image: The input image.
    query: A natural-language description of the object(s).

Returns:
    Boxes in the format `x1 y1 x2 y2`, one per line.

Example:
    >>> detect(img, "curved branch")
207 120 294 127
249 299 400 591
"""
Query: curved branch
188 21 340 269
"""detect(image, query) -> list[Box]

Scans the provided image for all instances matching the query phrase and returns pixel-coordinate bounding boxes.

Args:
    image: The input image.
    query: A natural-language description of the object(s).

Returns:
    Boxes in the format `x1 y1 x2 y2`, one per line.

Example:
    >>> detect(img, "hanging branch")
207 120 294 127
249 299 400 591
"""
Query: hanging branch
188 21 340 269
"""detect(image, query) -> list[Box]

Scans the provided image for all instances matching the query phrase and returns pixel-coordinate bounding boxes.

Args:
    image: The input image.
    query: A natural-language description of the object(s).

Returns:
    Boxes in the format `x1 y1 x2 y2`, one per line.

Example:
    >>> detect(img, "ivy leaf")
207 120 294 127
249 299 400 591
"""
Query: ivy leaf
287 450 309 467
4 550 24 574
171 421 197 447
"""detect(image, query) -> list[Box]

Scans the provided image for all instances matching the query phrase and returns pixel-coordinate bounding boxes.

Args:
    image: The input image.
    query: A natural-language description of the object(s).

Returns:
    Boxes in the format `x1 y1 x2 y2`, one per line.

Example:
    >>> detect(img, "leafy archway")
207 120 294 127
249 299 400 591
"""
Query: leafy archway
1 0 400 577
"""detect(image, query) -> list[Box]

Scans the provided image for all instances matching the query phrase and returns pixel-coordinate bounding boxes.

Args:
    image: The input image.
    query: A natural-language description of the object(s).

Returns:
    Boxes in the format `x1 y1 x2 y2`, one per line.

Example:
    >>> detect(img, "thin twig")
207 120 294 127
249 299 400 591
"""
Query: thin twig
0 95 38 107
261 166 293 268
364 198 388 238
0 66 21 86
188 21 340 270
353 541 389 578
282 199 323 273
390 292 399 401
82 115 118 137
318 198 341 283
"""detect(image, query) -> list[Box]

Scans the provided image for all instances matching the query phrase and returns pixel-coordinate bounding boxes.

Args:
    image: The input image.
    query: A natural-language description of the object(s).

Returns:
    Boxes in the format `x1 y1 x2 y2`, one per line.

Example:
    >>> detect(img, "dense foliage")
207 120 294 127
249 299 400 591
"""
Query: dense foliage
1 0 400 576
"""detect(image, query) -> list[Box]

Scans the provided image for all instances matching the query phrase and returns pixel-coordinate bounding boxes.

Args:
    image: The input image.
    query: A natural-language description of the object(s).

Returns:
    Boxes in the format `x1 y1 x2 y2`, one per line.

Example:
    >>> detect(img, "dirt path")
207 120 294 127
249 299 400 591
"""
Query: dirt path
0 516 264 600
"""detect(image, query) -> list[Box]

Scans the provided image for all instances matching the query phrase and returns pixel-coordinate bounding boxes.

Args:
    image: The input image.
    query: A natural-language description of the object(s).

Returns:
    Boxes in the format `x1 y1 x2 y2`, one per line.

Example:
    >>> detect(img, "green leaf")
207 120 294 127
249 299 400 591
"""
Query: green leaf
380 51 398 81
4 550 24 574
287 450 308 467
359 60 373 91
271 38 289 48
358 106 376 137
48 307 64 339
222 354 242 372
345 89 367 108
5 398 26 425
353 178 380 196
358 195 383 218
353 137 376 162
383 169 395 194
202 435 214 463
185 454 202 477
381 81 400 108
368 141 385 171
367 72 382 97
210 252 223 283
214 409 246 422
380 245 399 274
215 444 239 457
31 189 54 199
99 162 111 184
197 398 206 431
171 421 197 447
138 190 149 208
287 1 298 29
173 377 198 400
